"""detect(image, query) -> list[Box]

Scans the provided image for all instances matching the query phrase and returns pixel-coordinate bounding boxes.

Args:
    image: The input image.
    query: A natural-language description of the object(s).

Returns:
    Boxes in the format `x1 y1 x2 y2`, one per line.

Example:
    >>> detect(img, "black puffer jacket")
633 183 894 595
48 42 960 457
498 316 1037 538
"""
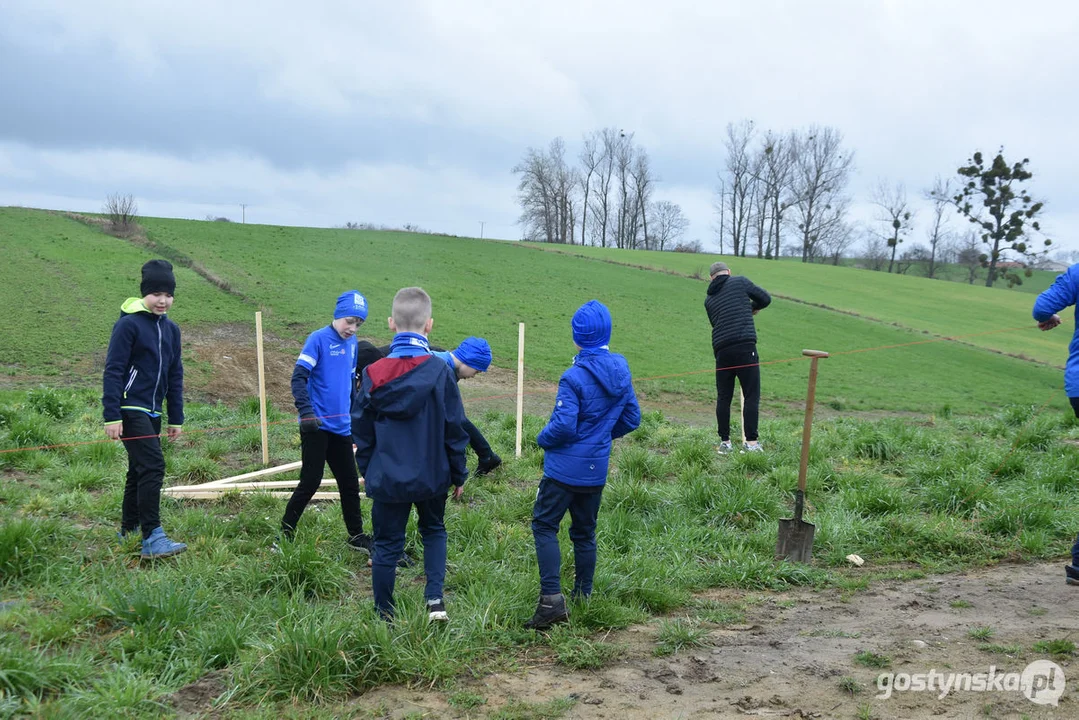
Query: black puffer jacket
704 275 771 353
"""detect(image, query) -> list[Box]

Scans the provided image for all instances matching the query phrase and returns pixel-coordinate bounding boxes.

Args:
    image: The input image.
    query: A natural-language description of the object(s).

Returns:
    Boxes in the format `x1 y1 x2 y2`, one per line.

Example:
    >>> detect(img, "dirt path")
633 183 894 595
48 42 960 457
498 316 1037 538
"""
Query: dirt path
347 562 1076 720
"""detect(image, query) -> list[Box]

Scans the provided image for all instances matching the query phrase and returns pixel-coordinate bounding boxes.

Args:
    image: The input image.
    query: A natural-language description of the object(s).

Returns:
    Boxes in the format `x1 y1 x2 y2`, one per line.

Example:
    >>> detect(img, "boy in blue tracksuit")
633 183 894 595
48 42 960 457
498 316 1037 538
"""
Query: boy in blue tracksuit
281 290 371 551
525 300 641 629
352 287 469 622
1032 263 1079 586
102 260 187 559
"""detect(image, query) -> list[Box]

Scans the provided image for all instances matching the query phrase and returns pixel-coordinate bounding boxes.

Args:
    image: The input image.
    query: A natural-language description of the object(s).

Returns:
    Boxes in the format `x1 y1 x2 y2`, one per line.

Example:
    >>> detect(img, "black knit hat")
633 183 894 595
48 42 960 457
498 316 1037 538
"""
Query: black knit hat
140 259 176 296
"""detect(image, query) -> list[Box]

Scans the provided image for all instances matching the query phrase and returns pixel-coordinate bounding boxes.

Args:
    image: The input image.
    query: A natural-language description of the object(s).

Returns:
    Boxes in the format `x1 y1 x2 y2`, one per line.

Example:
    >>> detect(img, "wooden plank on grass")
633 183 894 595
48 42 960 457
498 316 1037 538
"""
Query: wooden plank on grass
197 461 303 486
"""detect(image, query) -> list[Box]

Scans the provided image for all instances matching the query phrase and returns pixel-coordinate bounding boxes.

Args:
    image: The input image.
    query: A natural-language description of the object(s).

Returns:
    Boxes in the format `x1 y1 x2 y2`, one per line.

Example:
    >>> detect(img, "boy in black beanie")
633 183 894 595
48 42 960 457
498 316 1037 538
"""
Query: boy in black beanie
102 259 187 559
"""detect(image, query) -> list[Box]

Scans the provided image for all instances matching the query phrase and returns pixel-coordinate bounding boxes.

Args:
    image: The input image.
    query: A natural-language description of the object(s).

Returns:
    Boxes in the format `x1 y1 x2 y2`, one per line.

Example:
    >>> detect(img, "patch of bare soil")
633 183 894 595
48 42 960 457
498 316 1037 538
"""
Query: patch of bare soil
168 670 227 717
352 562 1077 719
184 324 298 408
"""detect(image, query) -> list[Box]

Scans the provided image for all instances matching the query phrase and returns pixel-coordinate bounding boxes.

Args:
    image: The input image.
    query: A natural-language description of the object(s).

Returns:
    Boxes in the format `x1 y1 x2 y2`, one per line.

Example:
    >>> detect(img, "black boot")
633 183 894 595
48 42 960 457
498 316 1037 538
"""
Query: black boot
524 593 569 630
475 453 502 476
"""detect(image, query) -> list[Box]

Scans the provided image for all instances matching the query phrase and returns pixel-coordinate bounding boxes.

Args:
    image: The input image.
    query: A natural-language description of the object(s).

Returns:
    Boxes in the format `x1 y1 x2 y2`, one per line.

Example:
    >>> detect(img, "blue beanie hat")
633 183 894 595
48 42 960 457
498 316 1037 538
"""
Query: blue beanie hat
572 300 612 348
334 290 368 320
454 337 492 372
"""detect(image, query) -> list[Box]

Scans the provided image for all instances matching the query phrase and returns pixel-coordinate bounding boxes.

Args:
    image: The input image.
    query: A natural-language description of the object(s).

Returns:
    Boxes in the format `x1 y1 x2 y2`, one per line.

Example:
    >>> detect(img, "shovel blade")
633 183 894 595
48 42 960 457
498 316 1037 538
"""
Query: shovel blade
775 518 816 563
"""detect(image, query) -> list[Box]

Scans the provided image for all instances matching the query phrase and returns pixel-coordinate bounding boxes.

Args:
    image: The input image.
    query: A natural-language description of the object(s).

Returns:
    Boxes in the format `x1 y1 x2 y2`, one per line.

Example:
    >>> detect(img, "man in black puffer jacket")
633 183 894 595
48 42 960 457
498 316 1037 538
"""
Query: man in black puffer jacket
704 262 771 453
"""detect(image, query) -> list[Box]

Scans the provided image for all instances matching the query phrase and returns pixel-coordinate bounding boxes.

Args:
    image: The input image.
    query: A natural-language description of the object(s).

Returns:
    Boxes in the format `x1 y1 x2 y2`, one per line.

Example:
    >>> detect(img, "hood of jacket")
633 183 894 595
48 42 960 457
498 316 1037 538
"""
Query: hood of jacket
363 355 444 420
706 274 730 296
573 348 632 397
120 297 152 316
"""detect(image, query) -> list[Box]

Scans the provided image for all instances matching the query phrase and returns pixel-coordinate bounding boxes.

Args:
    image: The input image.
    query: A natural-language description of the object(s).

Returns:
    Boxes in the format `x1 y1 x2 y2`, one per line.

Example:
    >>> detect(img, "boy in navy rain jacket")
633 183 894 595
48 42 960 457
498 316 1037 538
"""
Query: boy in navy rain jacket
102 260 187 559
352 287 469 622
281 290 371 552
525 300 641 630
1032 263 1079 586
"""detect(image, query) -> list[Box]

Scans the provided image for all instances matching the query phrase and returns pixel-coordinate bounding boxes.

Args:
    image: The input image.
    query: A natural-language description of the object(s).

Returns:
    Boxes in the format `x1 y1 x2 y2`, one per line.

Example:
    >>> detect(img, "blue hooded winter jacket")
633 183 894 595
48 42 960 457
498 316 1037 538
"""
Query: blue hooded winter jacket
352 354 469 503
1033 263 1079 397
537 347 641 488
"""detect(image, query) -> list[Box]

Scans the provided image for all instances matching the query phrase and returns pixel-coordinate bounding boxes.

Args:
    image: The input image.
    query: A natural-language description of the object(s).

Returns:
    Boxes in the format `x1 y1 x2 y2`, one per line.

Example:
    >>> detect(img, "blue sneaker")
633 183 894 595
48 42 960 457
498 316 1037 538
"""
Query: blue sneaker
141 527 187 560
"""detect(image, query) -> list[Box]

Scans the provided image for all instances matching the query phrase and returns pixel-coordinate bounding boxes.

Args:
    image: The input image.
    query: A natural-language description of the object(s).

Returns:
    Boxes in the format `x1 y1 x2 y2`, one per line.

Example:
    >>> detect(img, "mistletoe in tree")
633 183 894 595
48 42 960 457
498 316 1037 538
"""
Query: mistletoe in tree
954 149 1051 287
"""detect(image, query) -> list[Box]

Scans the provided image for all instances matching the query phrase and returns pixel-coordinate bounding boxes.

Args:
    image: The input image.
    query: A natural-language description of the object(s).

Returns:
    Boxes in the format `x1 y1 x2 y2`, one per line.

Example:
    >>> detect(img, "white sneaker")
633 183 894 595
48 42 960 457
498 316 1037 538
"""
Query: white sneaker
427 598 448 622
742 442 763 453
717 441 734 455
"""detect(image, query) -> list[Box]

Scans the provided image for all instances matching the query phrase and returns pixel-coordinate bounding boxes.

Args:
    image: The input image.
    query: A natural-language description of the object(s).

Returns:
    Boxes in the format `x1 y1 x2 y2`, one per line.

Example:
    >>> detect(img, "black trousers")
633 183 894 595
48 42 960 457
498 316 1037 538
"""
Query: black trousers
281 429 364 538
714 342 761 442
463 417 492 458
120 411 165 539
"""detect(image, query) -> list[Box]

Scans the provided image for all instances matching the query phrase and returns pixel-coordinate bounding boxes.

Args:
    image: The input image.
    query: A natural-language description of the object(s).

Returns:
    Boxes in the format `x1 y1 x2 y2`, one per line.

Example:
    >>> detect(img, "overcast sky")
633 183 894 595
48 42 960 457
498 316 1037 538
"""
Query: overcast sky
2 0 1077 253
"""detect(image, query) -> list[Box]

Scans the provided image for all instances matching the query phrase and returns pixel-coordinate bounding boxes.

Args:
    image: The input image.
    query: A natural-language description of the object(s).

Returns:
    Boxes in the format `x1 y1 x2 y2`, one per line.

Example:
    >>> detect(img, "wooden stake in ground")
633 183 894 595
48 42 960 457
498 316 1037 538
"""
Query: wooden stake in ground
739 387 746 444
255 310 269 466
515 322 525 458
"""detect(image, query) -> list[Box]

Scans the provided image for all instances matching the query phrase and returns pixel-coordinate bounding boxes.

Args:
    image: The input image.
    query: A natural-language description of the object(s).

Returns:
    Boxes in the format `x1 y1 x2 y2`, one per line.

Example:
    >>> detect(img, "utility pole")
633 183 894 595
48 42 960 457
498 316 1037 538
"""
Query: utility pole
478 221 485 239
240 204 247 224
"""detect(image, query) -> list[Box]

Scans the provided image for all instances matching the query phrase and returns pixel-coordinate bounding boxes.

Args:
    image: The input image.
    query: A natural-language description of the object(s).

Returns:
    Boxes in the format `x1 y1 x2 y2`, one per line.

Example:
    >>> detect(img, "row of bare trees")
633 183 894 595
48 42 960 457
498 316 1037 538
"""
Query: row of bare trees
715 121 855 263
860 150 1052 287
513 129 690 251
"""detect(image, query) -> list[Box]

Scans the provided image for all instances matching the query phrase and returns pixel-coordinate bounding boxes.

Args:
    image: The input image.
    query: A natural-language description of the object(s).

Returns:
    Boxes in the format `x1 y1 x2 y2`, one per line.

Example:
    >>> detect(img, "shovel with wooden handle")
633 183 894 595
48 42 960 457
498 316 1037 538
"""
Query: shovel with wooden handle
776 349 829 563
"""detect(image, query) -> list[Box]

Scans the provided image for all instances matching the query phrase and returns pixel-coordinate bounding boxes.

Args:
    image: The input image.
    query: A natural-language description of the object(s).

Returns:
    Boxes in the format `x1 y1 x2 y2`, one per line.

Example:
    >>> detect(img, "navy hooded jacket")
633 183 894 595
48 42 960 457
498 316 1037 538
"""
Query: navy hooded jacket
352 354 469 503
1033 263 1079 396
102 297 184 426
537 347 641 488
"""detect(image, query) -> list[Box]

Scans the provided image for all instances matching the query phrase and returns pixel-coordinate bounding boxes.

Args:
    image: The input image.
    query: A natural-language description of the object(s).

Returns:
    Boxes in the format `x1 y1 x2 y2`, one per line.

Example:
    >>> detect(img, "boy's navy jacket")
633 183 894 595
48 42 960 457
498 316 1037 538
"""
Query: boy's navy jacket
537 348 641 487
102 297 184 426
352 355 469 502
1033 263 1079 396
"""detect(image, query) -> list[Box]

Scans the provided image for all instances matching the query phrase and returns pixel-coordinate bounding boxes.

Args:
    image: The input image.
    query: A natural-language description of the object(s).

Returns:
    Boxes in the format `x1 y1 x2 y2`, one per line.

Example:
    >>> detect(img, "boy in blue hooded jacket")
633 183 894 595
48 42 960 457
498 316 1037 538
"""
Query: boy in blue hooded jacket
525 300 641 629
352 287 470 622
1032 263 1079 586
102 260 187 559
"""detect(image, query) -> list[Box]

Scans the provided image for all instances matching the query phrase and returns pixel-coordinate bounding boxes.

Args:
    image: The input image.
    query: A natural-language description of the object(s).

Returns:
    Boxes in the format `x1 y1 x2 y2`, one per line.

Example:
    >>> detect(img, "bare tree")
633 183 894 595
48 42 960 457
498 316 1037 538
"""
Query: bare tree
871 181 914 273
578 131 604 248
820 221 855 265
956 230 984 284
896 244 931 275
513 138 575 243
630 148 655 249
649 200 689 251
104 193 139 234
590 128 619 247
860 234 890 271
717 120 757 256
923 176 953 279
712 178 726 254
761 131 794 260
788 126 854 263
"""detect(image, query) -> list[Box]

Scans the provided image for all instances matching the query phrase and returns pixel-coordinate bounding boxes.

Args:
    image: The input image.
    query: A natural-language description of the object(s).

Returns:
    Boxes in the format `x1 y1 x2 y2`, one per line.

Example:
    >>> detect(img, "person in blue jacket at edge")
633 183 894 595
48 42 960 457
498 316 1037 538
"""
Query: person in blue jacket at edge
1032 263 1079 586
525 299 641 630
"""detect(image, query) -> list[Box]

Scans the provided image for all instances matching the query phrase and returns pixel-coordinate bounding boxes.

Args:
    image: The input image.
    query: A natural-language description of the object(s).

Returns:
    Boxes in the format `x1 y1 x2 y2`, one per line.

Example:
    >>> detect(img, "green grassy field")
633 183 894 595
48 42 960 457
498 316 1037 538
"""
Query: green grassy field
527 244 1070 368
1 387 1077 717
0 208 1071 415
0 209 253 377
769 254 1061 294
